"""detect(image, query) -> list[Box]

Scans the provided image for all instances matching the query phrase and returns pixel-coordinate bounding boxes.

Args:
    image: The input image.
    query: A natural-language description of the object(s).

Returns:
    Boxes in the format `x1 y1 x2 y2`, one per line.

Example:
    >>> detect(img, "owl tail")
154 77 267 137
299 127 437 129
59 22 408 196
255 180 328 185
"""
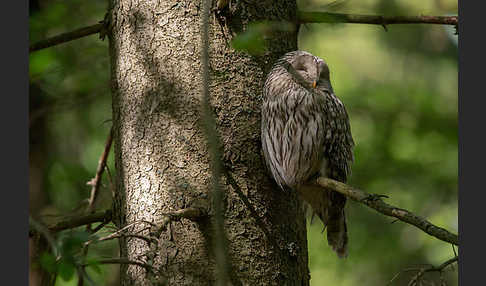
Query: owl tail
298 184 348 258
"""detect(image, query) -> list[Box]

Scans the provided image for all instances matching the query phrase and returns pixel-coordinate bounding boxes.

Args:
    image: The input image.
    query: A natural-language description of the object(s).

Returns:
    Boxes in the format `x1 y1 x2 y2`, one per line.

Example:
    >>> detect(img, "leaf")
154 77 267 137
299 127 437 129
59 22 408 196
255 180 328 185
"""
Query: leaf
59 230 92 258
58 260 76 281
231 21 296 55
85 257 102 274
39 252 57 273
231 22 268 55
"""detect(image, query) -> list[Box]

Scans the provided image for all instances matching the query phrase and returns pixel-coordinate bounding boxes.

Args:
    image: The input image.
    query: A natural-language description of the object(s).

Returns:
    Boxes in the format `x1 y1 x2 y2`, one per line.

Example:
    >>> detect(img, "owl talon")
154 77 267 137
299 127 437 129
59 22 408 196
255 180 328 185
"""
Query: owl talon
361 193 389 203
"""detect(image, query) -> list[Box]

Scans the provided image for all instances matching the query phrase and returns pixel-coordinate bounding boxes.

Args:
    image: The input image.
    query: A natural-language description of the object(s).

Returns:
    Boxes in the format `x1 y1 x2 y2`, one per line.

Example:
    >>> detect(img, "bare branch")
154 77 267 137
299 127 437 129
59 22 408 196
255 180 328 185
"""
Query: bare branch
29 23 104 53
388 257 458 285
298 11 458 27
432 256 458 272
45 210 112 233
151 207 207 237
29 12 457 55
86 127 114 213
316 177 458 245
84 220 155 247
409 257 458 285
83 258 152 270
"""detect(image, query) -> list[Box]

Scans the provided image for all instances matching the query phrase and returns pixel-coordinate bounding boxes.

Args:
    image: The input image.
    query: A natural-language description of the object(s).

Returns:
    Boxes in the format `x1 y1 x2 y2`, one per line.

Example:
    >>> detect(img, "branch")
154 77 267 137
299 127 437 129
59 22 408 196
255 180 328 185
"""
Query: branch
86 126 114 212
408 257 458 286
29 12 458 54
83 258 152 270
316 177 458 245
428 256 458 272
30 23 104 53
298 11 458 27
151 207 207 237
388 256 458 285
46 209 112 233
85 220 156 246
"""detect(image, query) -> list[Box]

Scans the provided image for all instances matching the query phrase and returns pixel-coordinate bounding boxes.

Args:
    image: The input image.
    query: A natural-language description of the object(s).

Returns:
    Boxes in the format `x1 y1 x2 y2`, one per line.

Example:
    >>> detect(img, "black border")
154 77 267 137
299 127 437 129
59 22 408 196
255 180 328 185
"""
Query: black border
459 1 483 285
6 0 29 284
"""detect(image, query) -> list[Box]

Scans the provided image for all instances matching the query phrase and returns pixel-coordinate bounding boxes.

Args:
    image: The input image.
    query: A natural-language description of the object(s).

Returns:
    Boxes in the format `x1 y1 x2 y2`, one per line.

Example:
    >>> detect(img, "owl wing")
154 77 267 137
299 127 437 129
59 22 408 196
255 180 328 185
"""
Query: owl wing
322 90 354 183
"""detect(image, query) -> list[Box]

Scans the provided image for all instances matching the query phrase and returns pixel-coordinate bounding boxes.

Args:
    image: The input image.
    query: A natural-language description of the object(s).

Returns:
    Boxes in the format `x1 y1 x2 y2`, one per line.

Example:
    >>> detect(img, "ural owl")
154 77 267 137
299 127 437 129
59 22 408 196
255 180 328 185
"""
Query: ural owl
261 50 354 257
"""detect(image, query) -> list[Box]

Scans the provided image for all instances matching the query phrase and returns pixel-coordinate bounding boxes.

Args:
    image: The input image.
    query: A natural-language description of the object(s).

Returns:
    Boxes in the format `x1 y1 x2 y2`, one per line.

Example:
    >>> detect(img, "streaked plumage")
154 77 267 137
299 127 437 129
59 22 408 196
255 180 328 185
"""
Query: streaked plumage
261 50 354 257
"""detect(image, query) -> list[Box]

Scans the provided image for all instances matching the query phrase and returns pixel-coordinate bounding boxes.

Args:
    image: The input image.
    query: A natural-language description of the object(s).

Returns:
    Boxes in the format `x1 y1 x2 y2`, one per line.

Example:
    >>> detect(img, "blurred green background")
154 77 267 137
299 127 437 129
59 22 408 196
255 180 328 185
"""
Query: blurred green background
29 0 457 285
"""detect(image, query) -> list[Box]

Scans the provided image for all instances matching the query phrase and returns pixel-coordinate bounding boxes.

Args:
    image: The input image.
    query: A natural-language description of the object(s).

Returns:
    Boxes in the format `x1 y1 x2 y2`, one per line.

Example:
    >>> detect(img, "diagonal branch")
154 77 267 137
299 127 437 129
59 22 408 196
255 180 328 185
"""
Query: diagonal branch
30 23 104 53
316 177 458 245
298 11 458 27
86 126 114 213
46 209 112 233
83 258 152 270
388 256 458 285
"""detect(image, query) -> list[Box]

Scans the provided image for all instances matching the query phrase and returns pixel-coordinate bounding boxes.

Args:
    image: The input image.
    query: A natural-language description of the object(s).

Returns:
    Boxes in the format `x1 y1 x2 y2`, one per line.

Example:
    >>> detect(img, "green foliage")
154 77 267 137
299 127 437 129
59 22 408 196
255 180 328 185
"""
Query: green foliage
38 231 94 282
39 252 57 273
30 0 115 284
231 21 294 55
231 22 268 55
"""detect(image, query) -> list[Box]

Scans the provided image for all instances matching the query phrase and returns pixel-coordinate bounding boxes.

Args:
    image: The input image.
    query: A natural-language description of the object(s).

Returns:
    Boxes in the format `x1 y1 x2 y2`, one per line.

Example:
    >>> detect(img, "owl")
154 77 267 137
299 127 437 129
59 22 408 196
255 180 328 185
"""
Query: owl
261 50 354 258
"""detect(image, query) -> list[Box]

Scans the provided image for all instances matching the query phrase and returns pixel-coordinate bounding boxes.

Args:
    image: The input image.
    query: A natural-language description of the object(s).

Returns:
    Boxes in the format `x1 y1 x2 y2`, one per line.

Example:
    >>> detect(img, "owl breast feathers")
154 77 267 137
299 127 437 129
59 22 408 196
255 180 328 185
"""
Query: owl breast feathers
261 50 354 258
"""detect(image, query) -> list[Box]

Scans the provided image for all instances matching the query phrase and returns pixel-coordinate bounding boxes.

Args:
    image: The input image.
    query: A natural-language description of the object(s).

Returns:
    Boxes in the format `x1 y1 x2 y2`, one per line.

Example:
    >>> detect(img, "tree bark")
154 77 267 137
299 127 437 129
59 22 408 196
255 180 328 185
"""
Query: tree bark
109 1 308 285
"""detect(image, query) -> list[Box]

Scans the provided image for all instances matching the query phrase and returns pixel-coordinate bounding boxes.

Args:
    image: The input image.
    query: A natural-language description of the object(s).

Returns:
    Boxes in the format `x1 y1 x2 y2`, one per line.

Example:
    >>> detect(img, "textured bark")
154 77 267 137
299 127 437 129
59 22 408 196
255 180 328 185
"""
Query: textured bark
109 0 308 285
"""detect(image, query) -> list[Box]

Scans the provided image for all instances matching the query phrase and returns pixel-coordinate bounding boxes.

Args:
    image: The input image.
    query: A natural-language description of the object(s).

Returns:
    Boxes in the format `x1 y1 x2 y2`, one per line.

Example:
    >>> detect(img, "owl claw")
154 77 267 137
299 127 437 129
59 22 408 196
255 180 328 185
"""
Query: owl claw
361 193 389 203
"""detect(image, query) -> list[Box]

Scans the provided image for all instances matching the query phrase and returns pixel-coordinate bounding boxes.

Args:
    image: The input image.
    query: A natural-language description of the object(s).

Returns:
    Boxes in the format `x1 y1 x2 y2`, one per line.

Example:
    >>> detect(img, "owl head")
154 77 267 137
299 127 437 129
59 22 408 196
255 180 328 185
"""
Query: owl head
281 50 332 91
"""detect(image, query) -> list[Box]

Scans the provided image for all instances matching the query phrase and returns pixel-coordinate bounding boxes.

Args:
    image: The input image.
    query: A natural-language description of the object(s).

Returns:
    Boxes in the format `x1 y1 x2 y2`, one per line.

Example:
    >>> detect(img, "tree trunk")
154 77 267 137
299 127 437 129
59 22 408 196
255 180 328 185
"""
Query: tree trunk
109 0 309 285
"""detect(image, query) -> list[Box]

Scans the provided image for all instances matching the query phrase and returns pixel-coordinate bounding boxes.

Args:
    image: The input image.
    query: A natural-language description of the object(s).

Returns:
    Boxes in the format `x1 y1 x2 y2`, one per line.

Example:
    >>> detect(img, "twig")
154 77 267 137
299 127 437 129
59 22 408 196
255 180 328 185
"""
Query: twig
105 164 115 199
316 178 458 245
151 207 207 237
30 23 104 53
86 126 114 213
298 11 458 27
409 257 458 285
94 233 154 245
90 220 109 234
432 257 458 272
45 210 112 233
85 220 156 246
83 258 152 270
201 0 231 284
388 257 458 285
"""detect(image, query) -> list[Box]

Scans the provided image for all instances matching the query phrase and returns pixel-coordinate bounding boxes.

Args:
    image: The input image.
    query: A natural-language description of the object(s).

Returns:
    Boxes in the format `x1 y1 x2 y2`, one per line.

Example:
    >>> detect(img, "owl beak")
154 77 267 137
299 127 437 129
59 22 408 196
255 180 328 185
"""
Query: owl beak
312 81 317 88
